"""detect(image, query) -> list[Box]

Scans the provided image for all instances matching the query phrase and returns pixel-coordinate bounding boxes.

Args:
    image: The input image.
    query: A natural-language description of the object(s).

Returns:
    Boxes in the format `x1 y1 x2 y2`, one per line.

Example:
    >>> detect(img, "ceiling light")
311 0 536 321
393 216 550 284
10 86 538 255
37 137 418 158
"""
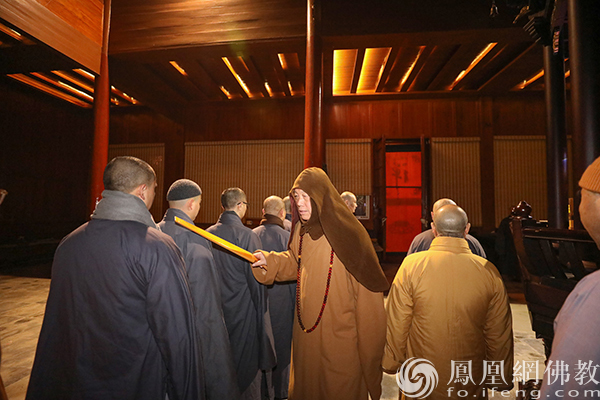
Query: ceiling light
220 86 233 99
514 69 544 90
264 82 274 97
170 61 188 76
223 57 255 98
357 48 391 94
333 49 358 95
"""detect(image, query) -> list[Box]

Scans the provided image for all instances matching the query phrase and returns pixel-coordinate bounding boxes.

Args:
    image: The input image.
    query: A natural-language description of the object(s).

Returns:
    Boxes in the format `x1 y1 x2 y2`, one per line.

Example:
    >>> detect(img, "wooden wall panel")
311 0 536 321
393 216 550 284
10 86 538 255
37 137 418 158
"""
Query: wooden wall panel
492 97 547 137
0 78 94 242
326 139 372 194
494 136 547 226
431 137 482 226
185 100 305 142
184 139 372 224
0 0 101 72
184 140 304 224
108 144 166 222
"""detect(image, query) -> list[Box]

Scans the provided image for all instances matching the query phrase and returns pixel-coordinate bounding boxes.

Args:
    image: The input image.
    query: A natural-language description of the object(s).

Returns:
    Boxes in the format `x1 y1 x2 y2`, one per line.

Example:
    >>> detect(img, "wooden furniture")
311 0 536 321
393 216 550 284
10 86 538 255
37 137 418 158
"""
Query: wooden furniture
510 217 599 358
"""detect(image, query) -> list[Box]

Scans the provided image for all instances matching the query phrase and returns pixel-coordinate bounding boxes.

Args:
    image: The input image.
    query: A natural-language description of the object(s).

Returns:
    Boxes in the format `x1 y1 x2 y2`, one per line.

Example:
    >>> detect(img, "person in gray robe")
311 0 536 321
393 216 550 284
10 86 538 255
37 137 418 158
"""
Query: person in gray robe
26 156 203 400
253 196 294 400
207 187 276 400
158 179 240 400
407 198 487 258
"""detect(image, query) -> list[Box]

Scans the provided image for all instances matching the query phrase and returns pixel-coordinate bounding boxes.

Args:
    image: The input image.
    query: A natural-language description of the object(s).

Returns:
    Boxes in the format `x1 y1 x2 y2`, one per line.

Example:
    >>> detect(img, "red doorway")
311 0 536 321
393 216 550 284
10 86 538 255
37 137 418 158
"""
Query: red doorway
385 146 423 253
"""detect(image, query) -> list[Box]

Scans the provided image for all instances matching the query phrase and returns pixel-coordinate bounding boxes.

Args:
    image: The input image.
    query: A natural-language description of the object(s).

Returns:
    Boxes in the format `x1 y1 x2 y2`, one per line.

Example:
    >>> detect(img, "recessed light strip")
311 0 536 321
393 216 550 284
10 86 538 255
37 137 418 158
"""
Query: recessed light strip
31 72 94 102
7 74 92 108
170 61 188 76
222 57 253 98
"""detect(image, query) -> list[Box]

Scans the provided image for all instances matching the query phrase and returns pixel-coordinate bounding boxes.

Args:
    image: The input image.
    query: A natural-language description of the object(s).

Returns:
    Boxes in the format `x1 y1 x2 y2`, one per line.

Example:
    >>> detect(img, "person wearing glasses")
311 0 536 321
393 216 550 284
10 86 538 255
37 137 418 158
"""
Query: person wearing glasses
207 187 276 400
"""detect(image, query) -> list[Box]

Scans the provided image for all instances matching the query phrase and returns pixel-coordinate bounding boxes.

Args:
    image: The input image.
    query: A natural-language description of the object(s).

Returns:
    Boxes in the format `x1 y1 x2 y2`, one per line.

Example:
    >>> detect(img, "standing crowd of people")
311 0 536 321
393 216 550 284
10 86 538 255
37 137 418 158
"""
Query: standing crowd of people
18 155 600 399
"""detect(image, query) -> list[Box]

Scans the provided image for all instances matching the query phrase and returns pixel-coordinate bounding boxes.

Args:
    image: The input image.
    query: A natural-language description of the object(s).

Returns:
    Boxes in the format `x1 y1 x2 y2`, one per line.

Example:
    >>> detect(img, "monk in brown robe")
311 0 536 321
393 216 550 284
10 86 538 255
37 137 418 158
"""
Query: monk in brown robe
252 167 389 400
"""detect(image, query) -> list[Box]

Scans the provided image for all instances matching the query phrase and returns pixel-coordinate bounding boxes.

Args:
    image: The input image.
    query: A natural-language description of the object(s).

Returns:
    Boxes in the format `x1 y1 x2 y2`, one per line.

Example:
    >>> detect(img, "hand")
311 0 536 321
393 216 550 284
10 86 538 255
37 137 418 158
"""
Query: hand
252 252 267 270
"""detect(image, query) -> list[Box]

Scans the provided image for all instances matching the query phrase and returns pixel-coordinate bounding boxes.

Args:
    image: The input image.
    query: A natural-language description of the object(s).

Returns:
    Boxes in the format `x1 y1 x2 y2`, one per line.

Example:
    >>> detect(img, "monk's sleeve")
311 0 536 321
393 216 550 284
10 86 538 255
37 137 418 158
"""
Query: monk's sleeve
382 264 413 373
252 248 299 285
355 279 386 399
483 271 514 391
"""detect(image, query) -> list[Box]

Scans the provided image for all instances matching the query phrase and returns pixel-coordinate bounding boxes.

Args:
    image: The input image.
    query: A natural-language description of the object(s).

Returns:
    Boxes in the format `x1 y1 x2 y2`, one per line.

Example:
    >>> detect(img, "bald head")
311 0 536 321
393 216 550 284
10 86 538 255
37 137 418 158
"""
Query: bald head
283 196 291 214
432 198 456 214
432 204 470 238
263 195 285 220
341 191 357 213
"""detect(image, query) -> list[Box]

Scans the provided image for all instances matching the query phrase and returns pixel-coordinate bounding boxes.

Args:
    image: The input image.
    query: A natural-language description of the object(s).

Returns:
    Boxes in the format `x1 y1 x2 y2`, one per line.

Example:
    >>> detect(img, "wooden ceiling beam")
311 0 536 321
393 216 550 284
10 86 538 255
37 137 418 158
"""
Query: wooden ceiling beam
174 59 226 101
322 47 334 98
427 43 487 91
271 53 293 97
109 57 186 123
244 56 270 98
401 46 433 92
478 43 543 92
454 42 532 91
201 56 249 99
375 47 399 93
408 45 458 92
147 62 209 102
350 48 365 94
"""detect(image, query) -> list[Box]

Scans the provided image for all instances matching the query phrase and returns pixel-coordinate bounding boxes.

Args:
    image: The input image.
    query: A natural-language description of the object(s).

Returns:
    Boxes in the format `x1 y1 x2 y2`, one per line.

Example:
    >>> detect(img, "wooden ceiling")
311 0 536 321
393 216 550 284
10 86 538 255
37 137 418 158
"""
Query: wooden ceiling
3 0 562 122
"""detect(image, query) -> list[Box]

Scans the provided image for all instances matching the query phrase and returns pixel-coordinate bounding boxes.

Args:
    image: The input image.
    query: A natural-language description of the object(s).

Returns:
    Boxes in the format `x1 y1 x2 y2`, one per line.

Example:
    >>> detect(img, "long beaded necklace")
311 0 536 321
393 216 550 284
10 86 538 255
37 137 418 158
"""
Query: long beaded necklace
296 233 334 333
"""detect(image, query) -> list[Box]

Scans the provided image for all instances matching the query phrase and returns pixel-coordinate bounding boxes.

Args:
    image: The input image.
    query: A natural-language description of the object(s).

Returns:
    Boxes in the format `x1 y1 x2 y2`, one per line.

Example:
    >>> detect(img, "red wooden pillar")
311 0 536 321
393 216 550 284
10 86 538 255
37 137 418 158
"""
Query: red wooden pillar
304 0 325 169
89 0 112 214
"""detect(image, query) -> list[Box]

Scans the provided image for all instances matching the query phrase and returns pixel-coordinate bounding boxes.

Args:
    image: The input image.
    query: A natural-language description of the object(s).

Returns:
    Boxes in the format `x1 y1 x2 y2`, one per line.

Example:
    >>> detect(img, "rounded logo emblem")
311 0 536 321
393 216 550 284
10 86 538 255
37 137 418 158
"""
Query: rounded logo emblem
395 358 439 398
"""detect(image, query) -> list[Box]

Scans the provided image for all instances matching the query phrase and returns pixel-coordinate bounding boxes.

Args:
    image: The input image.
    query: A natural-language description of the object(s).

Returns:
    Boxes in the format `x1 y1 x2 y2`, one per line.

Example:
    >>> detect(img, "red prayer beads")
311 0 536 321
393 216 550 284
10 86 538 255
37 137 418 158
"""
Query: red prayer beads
296 233 334 333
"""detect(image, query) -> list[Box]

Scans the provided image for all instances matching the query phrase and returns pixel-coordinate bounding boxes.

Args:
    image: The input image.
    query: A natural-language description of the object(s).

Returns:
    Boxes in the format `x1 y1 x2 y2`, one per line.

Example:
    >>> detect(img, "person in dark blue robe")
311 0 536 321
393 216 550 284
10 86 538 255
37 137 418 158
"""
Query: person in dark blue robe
26 156 203 400
159 179 240 400
253 196 294 400
207 187 276 400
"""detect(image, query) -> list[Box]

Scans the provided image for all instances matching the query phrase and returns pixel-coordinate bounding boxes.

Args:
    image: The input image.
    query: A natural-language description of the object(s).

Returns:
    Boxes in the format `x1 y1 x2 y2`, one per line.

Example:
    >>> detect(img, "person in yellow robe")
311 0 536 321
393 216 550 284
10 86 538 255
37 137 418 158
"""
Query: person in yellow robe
252 167 389 400
383 204 513 400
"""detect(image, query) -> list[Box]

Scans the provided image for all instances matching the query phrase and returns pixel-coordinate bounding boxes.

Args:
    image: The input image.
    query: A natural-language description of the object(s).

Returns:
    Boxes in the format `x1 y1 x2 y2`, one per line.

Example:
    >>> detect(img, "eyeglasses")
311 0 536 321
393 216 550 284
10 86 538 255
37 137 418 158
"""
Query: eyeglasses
238 201 248 206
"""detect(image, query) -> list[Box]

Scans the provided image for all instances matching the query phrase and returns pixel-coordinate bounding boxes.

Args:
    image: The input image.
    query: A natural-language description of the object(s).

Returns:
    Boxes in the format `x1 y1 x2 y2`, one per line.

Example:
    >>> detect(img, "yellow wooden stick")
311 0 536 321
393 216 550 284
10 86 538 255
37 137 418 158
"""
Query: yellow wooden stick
175 216 258 263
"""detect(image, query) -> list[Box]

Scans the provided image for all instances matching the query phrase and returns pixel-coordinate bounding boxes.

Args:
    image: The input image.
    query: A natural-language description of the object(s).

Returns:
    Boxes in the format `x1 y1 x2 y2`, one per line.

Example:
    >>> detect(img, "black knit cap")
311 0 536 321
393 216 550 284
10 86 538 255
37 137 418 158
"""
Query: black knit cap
166 179 202 201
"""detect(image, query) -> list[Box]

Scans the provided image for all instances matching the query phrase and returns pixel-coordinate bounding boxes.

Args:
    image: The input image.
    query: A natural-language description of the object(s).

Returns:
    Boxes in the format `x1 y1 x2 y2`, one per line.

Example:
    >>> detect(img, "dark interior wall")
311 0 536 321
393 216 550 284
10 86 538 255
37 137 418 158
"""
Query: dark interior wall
0 78 94 243
109 107 185 203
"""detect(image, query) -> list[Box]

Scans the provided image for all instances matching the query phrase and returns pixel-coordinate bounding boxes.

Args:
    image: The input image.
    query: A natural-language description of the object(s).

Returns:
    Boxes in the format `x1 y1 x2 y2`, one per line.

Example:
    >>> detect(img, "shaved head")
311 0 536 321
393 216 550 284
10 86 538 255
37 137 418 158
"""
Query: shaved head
432 198 456 214
283 196 291 214
263 195 285 216
432 204 469 238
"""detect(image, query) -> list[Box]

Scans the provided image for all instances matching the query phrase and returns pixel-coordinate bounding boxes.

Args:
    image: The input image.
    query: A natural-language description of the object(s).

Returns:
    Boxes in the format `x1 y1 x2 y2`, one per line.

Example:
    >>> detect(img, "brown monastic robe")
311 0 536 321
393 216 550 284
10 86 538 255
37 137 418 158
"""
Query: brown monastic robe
383 237 514 400
253 167 388 400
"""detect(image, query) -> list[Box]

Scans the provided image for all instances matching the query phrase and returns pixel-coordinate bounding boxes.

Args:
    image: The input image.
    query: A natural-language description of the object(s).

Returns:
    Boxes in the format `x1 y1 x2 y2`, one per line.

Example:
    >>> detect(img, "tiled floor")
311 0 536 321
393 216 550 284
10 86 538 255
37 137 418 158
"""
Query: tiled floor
0 265 544 400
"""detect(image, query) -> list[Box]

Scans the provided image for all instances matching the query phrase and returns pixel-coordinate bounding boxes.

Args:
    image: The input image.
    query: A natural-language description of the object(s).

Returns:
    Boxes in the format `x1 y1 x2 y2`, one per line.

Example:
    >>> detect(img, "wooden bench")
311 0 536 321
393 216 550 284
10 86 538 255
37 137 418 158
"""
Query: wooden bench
510 217 600 358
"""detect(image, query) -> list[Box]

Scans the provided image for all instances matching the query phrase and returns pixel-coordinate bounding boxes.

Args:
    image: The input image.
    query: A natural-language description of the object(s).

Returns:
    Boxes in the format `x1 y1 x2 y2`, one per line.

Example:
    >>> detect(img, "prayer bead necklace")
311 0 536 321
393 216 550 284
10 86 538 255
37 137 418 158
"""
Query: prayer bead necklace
296 233 334 333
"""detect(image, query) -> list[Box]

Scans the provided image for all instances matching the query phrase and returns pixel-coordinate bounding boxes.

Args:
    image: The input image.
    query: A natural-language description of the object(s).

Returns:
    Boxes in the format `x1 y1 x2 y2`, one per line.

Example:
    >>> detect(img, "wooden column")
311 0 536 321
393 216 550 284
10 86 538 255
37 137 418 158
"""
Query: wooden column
304 0 325 169
544 35 568 229
569 0 600 211
89 0 112 213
